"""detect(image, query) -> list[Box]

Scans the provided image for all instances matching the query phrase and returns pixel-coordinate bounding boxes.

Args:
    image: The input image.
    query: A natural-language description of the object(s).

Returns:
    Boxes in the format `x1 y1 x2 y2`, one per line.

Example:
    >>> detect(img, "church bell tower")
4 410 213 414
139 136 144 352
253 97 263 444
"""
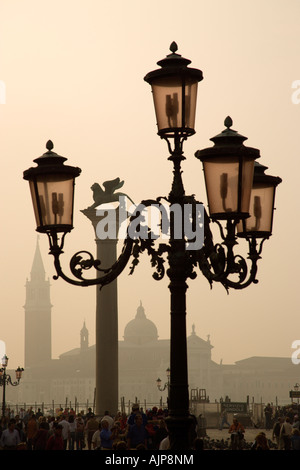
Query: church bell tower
24 238 52 367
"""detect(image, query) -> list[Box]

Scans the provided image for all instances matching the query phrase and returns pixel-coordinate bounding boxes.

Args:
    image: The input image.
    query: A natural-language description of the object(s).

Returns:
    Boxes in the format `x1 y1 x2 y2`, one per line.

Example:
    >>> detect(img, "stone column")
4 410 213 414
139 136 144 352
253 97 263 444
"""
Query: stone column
81 207 119 416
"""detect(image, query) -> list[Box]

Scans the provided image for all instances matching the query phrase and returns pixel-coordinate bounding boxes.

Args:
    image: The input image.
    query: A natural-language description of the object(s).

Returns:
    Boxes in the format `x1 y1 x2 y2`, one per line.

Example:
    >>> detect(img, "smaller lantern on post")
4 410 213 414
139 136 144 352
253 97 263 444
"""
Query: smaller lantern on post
236 161 282 238
15 366 24 382
1 355 8 369
195 117 260 221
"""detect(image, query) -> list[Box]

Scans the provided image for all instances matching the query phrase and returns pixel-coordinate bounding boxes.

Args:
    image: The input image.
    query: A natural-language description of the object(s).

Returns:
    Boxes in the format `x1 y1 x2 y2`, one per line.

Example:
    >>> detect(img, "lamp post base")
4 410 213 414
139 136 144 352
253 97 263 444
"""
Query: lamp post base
166 414 196 450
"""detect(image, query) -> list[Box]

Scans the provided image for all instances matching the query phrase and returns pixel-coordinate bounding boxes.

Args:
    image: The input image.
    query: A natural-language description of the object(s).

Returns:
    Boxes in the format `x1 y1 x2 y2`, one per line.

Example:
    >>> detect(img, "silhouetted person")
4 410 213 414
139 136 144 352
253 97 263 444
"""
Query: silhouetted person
26 413 38 450
127 414 148 449
33 421 49 450
251 432 270 450
46 424 64 450
0 419 20 449
264 403 273 430
280 417 293 450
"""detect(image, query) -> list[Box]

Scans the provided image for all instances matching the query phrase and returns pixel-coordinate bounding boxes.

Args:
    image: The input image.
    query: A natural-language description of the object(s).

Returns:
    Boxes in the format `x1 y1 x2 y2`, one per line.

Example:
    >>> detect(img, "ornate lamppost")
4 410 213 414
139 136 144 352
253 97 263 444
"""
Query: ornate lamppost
23 43 282 450
0 355 24 419
157 367 171 408
294 383 300 405
156 367 171 392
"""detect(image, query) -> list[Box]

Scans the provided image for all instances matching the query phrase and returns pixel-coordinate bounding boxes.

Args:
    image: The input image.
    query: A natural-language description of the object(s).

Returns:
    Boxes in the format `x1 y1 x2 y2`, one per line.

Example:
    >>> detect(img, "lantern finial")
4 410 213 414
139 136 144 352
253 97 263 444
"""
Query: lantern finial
224 116 233 129
46 140 54 152
170 42 178 54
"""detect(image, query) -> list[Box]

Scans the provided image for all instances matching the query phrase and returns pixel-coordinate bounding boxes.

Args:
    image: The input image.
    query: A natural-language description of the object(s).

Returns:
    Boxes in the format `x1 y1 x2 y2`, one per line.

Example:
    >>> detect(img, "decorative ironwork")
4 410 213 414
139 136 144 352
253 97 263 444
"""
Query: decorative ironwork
45 154 267 292
0 372 22 388
0 360 24 419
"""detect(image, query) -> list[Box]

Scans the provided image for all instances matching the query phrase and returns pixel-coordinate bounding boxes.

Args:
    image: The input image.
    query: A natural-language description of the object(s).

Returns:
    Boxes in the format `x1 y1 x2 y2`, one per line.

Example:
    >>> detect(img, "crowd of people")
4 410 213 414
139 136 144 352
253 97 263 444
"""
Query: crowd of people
1 402 300 450
0 404 197 451
224 404 300 451
269 406 300 451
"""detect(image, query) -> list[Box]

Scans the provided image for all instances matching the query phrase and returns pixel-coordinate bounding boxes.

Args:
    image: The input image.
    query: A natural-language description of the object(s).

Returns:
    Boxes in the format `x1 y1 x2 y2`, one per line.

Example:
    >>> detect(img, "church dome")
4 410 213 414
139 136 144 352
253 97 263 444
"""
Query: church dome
124 302 158 345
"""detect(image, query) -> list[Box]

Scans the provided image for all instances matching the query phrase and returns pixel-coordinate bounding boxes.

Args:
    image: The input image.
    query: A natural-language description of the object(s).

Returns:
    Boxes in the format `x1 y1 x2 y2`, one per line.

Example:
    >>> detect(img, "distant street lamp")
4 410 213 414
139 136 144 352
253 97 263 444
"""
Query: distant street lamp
0 355 24 419
294 383 300 405
24 43 282 450
156 367 171 408
156 367 171 391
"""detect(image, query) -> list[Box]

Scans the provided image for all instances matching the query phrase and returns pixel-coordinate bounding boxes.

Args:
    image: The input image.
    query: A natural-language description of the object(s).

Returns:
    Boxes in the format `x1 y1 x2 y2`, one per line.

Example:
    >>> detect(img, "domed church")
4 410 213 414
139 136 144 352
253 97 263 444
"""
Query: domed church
119 301 220 403
123 301 158 345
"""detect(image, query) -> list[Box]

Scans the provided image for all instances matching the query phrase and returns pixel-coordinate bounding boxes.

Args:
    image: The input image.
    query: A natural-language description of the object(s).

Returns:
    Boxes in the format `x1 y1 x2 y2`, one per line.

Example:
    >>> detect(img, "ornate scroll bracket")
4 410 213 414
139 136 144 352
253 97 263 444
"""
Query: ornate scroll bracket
46 186 264 291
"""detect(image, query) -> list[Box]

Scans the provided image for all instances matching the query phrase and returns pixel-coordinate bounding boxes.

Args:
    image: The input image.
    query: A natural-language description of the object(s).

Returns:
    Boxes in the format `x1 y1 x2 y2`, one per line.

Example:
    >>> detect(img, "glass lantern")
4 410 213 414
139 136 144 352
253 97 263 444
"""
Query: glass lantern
196 117 260 221
144 42 203 140
23 141 81 234
237 162 282 238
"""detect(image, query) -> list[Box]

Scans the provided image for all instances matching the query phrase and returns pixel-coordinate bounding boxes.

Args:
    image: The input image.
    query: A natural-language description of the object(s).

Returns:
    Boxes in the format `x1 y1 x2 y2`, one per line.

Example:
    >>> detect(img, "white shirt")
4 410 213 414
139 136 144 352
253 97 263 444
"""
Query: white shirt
281 421 293 436
92 429 101 449
69 421 76 433
159 436 170 450
60 419 70 440
102 415 114 430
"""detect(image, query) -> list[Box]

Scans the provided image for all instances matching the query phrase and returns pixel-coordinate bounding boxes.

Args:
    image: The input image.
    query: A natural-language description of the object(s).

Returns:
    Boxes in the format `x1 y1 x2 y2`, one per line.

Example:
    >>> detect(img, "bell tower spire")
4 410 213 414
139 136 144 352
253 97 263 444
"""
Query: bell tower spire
80 321 89 351
24 237 52 367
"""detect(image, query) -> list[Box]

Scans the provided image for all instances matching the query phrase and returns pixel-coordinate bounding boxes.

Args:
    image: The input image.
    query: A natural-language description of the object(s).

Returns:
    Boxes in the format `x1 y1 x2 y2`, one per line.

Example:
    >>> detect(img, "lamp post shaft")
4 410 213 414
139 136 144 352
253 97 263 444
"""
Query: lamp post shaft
166 149 193 449
2 371 6 419
167 274 191 449
168 244 189 413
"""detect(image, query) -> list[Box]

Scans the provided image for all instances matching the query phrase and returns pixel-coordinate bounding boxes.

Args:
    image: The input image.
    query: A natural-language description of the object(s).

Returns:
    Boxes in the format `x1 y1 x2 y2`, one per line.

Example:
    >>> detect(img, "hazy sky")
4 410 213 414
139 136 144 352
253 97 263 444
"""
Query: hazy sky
0 0 299 370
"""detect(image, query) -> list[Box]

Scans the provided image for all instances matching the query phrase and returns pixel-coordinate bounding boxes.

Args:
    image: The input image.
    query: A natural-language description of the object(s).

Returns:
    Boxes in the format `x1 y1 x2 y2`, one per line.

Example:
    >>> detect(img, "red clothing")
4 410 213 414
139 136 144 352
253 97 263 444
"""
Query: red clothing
228 422 245 434
46 435 64 450
34 429 49 450
119 417 128 431
27 418 38 439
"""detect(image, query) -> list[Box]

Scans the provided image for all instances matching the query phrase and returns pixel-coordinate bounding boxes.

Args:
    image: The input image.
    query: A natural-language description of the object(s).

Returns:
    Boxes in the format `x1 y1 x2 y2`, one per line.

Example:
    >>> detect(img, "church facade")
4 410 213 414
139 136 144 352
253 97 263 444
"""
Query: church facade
12 240 299 410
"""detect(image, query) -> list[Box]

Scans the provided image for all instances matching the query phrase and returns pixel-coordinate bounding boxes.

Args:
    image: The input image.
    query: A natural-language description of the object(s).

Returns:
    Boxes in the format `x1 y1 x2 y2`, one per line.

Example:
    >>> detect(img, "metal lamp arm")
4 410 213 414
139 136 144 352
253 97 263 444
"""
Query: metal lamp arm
48 197 167 287
196 208 227 285
157 383 168 392
221 236 266 290
196 213 264 290
49 233 134 287
0 374 20 387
